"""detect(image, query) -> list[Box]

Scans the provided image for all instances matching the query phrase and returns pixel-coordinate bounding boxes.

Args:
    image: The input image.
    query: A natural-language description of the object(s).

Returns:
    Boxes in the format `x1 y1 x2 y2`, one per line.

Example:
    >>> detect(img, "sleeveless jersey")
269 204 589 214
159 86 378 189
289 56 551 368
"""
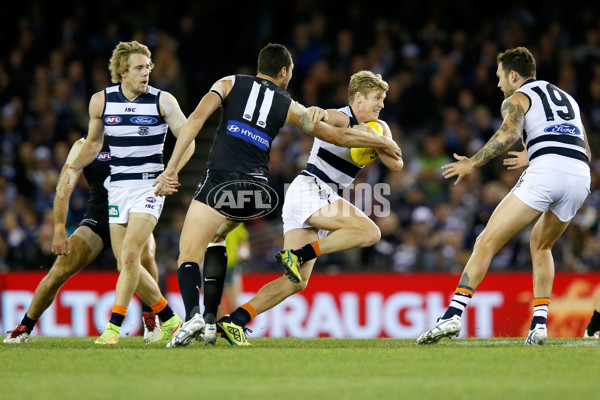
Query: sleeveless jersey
102 84 168 187
81 138 111 219
205 75 292 177
301 105 363 188
516 79 589 172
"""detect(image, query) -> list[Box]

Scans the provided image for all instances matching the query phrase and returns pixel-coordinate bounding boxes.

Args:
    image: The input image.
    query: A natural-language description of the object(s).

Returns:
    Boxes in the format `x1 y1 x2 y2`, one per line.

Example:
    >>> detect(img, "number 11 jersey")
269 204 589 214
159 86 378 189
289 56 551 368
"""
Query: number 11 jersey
205 75 292 178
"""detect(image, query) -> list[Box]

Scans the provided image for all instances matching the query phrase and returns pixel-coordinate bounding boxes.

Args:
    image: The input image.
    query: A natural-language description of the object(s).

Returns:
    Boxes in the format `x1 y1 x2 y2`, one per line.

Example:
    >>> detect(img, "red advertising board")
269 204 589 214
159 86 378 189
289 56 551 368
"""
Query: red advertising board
1 272 599 338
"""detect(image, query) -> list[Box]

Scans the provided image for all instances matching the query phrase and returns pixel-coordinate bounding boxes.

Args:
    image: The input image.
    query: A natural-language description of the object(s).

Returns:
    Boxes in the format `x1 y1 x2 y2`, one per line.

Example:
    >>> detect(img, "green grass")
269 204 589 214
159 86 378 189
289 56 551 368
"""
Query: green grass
1 337 599 400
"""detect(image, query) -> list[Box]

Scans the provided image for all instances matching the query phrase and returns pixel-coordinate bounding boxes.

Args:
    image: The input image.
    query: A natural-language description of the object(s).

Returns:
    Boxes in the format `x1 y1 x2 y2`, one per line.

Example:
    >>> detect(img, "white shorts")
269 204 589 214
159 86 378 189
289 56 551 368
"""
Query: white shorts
282 175 340 238
107 183 165 224
511 162 590 222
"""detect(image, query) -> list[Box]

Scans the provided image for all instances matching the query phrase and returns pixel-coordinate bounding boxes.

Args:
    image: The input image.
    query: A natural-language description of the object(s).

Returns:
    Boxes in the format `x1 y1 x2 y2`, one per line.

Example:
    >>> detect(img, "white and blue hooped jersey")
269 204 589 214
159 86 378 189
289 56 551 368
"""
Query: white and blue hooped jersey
301 106 364 188
516 79 589 174
102 84 168 187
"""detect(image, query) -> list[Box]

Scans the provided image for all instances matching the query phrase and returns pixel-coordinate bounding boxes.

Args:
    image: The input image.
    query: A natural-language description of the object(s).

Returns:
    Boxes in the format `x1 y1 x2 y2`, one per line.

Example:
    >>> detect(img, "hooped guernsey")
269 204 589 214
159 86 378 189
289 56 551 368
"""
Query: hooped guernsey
516 78 589 173
301 105 364 188
102 84 168 186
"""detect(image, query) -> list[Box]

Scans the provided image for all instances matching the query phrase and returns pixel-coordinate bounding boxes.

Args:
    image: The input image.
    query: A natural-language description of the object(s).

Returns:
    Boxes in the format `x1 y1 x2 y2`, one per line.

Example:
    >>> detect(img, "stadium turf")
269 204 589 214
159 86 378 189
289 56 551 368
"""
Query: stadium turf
1 337 598 399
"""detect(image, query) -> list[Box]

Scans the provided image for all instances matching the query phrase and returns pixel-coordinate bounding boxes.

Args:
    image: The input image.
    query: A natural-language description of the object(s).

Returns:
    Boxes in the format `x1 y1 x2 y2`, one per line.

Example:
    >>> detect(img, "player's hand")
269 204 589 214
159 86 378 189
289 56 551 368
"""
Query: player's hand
52 230 69 255
503 149 529 170
56 166 78 199
379 136 403 160
153 168 180 196
441 153 474 185
307 107 329 124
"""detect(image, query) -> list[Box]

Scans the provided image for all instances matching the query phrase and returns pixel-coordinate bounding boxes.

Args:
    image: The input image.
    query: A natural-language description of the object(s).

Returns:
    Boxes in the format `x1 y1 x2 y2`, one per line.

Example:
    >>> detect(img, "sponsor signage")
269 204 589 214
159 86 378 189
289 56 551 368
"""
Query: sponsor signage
1 272 598 338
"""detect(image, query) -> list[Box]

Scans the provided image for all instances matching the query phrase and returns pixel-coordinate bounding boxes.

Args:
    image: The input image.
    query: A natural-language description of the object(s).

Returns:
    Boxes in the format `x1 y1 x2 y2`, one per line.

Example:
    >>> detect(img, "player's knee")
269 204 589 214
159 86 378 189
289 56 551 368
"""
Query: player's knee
46 263 73 287
291 279 309 293
529 233 553 251
361 220 381 247
473 231 498 254
140 249 155 269
121 247 140 267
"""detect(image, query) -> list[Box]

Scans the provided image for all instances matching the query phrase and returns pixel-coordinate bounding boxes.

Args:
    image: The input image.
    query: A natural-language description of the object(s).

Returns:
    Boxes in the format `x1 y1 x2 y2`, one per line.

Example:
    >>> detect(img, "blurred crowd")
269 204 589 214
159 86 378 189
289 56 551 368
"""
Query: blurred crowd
1 1 599 274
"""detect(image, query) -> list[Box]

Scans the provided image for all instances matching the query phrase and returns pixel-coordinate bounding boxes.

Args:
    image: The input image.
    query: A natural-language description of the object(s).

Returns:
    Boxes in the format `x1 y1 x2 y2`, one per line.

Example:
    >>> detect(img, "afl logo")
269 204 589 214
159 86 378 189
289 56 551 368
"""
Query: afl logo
105 116 122 125
146 196 157 203
227 124 241 133
97 152 111 161
131 116 157 125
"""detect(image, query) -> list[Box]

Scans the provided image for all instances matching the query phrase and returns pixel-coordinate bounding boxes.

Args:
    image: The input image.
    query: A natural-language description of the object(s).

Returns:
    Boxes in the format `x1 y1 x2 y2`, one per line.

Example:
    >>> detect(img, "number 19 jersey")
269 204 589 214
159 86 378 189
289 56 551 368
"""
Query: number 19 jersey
516 79 588 173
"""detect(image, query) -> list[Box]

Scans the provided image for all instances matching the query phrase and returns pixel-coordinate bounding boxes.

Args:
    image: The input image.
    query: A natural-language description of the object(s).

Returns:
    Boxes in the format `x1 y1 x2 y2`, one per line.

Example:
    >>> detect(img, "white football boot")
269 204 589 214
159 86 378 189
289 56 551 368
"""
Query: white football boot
525 323 548 345
166 313 205 348
142 312 161 343
3 325 29 343
417 315 462 344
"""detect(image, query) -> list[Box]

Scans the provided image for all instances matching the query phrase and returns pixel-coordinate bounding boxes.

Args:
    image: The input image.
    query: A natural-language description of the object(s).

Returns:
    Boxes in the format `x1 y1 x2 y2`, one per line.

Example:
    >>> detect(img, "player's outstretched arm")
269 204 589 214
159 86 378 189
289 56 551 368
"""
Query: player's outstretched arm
286 101 402 159
160 91 195 174
442 94 526 184
154 84 225 196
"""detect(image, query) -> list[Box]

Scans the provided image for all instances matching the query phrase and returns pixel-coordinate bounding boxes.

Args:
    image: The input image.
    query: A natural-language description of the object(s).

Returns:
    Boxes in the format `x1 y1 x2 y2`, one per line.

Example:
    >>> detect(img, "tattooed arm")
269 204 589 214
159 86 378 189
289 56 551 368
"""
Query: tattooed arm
441 93 527 184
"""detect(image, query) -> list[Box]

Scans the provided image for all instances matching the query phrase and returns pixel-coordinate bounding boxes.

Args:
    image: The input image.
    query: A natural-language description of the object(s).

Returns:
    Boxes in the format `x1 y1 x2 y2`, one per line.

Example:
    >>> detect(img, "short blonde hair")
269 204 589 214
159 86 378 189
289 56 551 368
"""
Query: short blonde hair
108 41 153 83
348 71 389 104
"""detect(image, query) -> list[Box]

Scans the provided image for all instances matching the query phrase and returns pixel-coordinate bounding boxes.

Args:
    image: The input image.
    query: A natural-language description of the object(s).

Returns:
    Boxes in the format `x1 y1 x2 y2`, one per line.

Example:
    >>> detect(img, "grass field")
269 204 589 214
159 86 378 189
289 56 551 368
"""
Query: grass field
1 337 599 400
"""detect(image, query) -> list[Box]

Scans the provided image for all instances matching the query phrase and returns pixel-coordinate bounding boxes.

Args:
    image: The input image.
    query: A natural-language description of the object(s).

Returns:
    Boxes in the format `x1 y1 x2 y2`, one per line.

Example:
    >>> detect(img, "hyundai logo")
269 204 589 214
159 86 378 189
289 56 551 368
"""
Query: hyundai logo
227 124 241 133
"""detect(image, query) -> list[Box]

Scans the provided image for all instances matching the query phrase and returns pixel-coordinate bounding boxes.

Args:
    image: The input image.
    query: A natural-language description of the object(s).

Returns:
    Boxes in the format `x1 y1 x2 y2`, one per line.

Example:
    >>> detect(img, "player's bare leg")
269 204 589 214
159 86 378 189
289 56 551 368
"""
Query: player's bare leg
525 210 570 345
98 215 180 344
168 201 227 347
140 234 161 342
3 227 102 343
254 228 318 314
276 199 380 283
418 193 541 344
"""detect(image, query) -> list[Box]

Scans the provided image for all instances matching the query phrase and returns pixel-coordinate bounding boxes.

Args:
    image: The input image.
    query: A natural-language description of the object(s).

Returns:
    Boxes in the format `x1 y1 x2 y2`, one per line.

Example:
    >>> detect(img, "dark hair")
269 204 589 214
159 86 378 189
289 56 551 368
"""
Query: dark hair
257 43 292 77
497 47 536 78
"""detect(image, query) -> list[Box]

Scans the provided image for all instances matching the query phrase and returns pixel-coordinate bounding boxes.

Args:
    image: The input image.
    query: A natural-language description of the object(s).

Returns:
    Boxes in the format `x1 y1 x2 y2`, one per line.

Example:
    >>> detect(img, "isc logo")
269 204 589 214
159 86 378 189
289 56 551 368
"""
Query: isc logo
124 108 136 112
104 116 122 125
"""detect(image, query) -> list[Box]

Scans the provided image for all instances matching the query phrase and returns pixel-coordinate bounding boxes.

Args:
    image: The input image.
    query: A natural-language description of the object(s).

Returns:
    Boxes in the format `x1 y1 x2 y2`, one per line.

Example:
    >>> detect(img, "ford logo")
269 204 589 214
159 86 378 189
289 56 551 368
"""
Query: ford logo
544 123 581 135
227 124 241 133
131 116 158 125
104 116 122 125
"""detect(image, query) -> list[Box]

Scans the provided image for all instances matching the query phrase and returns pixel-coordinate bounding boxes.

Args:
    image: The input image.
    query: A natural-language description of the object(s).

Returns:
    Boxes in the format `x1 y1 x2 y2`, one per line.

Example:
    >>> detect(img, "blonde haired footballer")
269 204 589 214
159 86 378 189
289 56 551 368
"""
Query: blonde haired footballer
220 70 403 344
57 41 195 344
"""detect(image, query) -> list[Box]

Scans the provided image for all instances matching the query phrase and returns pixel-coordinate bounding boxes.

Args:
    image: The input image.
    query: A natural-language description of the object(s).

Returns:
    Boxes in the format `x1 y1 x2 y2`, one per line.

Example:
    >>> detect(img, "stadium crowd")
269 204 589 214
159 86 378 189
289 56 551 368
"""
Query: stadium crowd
1 1 599 274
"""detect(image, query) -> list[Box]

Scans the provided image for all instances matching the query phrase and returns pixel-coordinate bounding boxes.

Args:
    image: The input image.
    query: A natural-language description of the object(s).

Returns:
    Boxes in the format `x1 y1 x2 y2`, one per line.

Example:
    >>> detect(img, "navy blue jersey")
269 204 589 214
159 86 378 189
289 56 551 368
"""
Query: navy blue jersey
81 139 111 221
205 75 292 177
